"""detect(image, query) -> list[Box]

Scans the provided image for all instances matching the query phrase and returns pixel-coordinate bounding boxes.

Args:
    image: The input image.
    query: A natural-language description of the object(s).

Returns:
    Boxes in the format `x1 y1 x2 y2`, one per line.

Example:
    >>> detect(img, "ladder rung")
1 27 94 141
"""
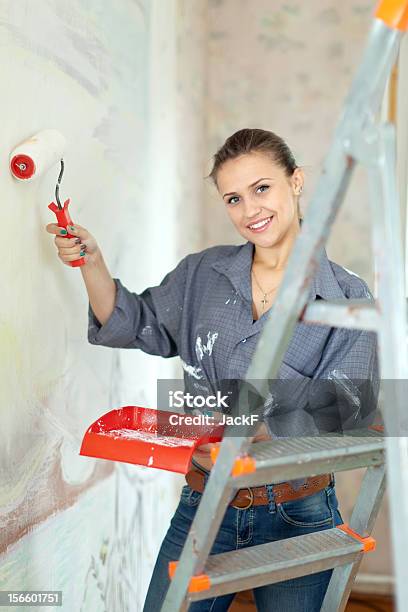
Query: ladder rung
222 434 384 488
301 299 379 331
177 526 374 601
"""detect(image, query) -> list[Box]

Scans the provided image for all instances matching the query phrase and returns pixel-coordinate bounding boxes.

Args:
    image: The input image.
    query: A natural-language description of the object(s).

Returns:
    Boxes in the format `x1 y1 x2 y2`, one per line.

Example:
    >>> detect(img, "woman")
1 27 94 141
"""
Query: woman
46 129 378 611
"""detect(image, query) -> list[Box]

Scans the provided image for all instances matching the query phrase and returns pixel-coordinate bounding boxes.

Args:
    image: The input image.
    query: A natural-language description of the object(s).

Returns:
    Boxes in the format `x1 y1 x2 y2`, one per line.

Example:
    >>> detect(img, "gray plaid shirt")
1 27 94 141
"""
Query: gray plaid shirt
88 240 379 488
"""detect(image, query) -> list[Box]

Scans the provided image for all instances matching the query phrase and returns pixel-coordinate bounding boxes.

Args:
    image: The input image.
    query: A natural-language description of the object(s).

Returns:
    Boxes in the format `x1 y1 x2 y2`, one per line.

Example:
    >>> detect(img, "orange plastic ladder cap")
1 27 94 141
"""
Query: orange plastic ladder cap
210 446 256 475
188 574 211 592
336 523 377 552
168 560 178 578
375 0 408 31
168 561 211 592
210 446 220 464
232 455 257 477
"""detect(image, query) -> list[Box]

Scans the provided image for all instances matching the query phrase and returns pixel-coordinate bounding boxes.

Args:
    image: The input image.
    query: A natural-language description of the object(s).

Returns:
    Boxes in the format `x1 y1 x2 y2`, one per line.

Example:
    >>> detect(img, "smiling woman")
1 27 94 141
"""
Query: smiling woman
206 129 305 321
72 125 378 612
140 129 378 610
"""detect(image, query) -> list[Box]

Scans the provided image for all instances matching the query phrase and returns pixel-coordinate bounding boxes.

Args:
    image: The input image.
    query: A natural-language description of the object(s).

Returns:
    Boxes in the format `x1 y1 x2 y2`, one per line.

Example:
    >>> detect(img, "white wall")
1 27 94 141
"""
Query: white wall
0 1 188 609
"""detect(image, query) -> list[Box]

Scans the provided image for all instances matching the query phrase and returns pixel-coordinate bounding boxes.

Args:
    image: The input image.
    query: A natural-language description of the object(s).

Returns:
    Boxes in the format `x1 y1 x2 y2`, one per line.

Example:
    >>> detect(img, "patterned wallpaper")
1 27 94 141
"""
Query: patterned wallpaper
204 0 375 284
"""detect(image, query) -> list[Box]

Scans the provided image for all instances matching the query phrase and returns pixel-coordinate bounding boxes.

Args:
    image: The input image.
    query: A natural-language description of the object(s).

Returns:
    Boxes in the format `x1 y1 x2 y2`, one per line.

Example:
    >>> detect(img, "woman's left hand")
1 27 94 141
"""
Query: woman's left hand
195 421 271 455
252 421 272 442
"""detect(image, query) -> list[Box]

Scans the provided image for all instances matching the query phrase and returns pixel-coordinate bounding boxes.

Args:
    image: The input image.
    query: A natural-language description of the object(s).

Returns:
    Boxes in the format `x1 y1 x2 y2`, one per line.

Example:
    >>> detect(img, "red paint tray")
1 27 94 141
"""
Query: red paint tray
79 406 225 474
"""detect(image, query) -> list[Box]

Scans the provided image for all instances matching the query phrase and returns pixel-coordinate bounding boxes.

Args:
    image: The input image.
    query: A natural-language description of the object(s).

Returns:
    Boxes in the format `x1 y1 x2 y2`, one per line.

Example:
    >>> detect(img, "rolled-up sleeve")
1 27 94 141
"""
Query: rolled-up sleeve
87 255 190 357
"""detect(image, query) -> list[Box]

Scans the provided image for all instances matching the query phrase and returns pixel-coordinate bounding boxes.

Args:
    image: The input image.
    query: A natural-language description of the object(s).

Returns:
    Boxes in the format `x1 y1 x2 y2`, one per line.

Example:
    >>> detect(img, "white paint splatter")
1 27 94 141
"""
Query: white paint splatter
195 331 218 360
342 265 361 278
180 359 203 380
225 290 238 305
99 429 195 447
193 382 210 392
341 266 372 297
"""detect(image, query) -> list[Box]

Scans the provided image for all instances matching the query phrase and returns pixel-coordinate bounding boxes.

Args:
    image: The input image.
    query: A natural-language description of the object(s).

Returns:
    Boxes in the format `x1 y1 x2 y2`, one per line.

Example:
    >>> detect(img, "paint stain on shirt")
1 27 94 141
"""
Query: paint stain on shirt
195 331 218 361
225 290 238 305
181 359 203 380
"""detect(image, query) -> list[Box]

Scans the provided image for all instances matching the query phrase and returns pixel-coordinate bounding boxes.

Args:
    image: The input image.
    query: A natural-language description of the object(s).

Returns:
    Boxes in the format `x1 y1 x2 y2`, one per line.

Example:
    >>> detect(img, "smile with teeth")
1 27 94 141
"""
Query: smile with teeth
247 216 273 231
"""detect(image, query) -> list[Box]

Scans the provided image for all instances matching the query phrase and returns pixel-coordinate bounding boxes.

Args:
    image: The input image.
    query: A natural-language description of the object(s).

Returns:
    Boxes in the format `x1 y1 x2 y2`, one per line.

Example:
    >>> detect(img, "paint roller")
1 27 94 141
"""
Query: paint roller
9 129 85 267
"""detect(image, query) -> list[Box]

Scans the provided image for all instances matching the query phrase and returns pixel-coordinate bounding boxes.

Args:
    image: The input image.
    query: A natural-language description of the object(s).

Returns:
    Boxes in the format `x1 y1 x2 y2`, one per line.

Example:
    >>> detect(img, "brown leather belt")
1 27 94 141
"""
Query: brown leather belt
185 467 332 510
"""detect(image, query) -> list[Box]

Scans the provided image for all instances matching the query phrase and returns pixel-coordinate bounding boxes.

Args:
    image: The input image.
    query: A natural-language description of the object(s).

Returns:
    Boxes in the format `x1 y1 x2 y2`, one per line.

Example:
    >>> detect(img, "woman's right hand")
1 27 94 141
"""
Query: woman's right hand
45 222 100 266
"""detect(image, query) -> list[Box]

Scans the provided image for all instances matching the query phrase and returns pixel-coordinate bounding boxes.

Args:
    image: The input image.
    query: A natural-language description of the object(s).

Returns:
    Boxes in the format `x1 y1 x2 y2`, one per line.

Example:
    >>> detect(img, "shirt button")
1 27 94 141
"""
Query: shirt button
241 338 247 343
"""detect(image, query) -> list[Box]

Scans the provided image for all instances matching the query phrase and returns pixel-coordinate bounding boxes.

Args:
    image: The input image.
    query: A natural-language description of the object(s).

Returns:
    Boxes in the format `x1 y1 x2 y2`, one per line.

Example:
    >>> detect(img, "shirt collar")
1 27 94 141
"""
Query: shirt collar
211 240 344 303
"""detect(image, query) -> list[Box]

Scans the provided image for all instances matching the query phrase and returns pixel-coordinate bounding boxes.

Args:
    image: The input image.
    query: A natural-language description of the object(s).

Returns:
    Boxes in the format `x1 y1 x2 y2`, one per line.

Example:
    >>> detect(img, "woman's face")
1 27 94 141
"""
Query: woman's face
216 152 303 248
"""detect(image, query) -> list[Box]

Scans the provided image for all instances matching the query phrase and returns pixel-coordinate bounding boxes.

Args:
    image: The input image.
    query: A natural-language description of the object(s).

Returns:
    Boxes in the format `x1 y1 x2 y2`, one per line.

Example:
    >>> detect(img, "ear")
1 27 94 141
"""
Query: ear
292 167 305 193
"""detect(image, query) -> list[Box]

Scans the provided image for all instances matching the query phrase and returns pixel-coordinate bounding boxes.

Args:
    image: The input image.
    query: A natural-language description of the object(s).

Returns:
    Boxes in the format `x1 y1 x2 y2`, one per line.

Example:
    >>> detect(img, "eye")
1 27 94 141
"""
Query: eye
257 184 269 193
226 184 270 205
227 195 239 205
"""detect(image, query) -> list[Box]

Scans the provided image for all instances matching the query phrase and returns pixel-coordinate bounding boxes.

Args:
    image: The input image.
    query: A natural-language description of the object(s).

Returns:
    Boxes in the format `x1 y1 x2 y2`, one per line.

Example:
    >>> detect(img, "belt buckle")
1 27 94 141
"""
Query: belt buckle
231 487 254 510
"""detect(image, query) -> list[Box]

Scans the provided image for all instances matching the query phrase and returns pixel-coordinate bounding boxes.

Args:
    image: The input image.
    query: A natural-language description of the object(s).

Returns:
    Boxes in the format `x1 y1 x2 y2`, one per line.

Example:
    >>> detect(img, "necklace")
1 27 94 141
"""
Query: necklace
251 267 281 311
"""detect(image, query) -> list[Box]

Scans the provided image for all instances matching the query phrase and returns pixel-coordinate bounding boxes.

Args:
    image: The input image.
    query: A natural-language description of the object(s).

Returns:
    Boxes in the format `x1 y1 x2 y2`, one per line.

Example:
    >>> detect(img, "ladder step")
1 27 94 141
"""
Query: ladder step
183 526 373 602
301 299 379 331
226 433 384 487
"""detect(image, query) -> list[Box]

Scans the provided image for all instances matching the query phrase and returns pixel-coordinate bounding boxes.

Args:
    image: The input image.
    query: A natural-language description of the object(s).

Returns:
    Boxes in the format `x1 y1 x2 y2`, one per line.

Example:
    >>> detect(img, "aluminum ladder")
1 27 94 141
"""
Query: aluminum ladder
161 1 408 610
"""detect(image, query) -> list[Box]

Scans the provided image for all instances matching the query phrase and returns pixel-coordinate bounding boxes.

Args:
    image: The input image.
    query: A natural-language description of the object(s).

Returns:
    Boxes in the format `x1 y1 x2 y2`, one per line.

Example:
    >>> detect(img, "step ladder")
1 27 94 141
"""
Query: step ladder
161 2 408 610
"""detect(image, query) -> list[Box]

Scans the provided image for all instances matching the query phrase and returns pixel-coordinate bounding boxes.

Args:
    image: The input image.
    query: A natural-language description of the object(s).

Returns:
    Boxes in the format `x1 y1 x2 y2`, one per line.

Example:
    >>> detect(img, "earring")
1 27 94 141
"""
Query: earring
296 186 303 195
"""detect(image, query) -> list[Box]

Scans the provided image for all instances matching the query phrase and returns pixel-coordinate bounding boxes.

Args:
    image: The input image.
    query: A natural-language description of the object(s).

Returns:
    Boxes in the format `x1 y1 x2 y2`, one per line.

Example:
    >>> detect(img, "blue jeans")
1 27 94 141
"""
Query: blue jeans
143 471 344 612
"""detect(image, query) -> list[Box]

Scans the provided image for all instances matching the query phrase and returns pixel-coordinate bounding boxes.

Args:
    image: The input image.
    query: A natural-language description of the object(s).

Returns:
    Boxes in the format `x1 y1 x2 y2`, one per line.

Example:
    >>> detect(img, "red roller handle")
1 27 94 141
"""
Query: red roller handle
48 198 86 268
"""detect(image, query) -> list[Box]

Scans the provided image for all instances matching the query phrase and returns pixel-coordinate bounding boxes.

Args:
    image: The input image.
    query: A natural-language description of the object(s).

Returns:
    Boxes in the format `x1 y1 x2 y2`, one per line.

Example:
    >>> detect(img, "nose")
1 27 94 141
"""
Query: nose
242 196 263 222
